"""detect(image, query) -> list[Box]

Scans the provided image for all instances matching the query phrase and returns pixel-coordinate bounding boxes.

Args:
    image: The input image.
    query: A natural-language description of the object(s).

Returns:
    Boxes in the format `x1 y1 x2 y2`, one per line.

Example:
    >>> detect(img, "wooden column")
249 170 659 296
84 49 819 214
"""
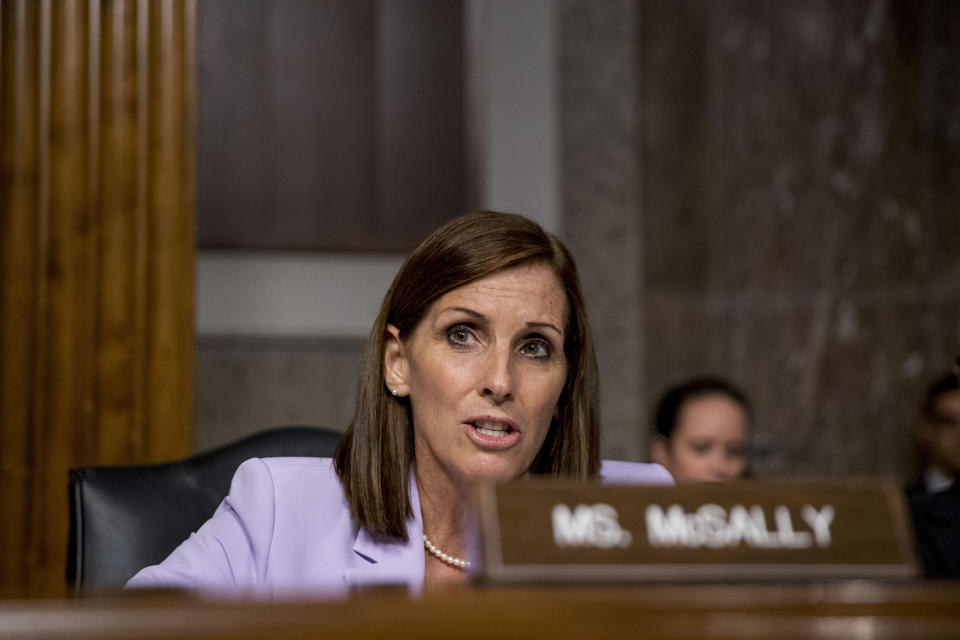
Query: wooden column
0 0 195 597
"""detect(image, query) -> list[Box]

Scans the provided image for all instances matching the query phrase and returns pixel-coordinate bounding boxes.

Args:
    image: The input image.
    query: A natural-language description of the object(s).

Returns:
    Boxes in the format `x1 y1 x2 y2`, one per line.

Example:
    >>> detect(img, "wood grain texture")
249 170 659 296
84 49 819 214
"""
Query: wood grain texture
1 584 960 639
0 0 195 597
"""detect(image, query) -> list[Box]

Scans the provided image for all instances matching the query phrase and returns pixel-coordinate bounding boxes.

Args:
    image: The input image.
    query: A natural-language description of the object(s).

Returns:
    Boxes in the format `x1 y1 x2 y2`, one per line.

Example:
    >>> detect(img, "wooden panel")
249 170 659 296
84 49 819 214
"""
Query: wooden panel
270 0 377 247
31 0 92 599
477 480 918 582
197 0 466 251
196 0 272 245
2 585 960 639
0 0 43 598
0 0 195 597
197 0 377 250
376 0 466 248
144 0 194 461
97 0 142 463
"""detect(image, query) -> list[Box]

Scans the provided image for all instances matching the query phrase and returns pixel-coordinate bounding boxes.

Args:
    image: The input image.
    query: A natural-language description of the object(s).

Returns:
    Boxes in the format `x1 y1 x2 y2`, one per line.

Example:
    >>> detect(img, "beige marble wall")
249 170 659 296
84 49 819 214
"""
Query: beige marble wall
559 0 647 462
560 0 960 478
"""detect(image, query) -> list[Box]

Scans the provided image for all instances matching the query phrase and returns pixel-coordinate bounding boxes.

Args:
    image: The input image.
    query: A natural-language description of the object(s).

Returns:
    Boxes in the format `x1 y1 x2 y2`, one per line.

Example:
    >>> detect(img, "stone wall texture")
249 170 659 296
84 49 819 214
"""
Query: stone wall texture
561 0 960 479
194 337 364 452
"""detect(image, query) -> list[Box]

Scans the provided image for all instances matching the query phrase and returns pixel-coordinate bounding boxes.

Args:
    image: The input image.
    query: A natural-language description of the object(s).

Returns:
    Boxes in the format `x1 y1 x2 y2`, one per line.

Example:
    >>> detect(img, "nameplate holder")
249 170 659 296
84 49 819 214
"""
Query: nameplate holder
473 479 918 582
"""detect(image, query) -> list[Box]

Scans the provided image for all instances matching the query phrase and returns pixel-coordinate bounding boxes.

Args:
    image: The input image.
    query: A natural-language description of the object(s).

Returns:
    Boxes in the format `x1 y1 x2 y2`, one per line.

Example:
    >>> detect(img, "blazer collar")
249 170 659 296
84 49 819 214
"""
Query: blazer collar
344 471 425 593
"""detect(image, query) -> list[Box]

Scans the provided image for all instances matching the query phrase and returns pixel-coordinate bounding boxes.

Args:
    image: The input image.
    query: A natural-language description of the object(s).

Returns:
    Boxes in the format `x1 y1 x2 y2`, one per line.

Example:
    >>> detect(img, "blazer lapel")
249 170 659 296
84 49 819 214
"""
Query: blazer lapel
343 471 425 592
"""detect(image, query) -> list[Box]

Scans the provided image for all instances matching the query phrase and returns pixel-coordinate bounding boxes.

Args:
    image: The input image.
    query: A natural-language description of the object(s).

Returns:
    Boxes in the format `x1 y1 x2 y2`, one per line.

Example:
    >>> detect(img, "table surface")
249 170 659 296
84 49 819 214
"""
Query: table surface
2 581 960 639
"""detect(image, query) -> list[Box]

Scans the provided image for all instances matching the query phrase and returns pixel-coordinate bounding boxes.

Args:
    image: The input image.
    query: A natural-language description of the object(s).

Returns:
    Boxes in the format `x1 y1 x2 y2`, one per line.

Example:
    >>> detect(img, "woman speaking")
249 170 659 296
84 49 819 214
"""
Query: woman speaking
128 211 671 596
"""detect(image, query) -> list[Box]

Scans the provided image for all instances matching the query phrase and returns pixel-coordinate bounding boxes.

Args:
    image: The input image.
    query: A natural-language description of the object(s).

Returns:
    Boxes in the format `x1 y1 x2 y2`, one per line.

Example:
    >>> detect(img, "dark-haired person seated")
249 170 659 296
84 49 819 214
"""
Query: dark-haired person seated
127 212 672 597
910 479 960 579
908 367 960 579
649 377 751 484
907 372 960 498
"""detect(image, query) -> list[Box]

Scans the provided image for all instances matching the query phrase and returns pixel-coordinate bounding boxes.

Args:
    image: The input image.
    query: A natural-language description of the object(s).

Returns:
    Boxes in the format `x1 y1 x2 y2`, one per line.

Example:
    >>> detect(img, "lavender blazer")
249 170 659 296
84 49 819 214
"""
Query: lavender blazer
126 457 673 597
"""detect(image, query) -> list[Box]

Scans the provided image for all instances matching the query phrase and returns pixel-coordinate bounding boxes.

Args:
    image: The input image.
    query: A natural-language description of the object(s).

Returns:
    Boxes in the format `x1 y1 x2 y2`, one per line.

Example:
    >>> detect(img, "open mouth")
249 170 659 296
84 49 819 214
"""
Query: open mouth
470 420 514 438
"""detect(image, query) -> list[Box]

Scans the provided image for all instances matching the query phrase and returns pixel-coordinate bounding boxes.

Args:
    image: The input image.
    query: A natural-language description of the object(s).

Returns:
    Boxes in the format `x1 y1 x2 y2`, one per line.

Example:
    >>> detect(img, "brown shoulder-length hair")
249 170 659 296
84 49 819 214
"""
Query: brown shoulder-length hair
333 211 599 540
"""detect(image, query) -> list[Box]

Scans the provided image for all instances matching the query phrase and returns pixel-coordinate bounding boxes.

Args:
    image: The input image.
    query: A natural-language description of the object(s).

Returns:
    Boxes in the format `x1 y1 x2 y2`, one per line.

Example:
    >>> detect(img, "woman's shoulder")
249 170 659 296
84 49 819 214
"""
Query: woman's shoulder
599 460 674 485
257 455 337 478
126 456 355 593
233 456 345 506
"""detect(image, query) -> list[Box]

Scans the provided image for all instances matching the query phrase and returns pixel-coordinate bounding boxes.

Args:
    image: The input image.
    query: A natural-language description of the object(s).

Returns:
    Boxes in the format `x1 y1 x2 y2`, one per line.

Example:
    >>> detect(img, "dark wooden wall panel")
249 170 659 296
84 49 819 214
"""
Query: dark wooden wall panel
376 0 465 247
198 0 378 249
271 0 377 245
0 0 195 597
196 1 272 244
197 0 466 251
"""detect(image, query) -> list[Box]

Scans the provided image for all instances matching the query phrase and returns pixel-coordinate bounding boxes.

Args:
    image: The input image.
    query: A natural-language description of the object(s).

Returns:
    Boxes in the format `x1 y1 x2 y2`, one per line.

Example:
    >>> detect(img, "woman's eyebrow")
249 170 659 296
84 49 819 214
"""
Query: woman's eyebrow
526 321 562 336
438 306 485 320
438 307 562 335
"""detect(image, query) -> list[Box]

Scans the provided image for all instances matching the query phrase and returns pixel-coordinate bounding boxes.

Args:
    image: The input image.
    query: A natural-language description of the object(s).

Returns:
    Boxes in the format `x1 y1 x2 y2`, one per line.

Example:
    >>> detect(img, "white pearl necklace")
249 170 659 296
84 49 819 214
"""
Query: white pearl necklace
422 534 471 570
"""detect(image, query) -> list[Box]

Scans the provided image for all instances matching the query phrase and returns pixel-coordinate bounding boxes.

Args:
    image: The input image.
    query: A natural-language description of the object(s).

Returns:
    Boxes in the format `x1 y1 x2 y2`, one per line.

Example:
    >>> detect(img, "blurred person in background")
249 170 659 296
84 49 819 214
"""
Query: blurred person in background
650 376 751 484
909 364 960 579
907 372 960 498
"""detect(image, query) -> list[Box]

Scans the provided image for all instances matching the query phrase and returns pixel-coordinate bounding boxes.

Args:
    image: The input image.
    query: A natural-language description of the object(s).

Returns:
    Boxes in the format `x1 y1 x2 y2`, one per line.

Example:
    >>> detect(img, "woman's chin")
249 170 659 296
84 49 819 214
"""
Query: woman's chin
459 458 531 485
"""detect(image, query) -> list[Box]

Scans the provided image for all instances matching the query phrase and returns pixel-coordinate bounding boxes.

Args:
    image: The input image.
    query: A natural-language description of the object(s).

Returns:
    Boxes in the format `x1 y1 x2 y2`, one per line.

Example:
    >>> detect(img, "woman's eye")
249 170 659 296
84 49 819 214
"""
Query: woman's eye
520 339 551 359
447 326 474 347
690 442 712 455
726 446 746 460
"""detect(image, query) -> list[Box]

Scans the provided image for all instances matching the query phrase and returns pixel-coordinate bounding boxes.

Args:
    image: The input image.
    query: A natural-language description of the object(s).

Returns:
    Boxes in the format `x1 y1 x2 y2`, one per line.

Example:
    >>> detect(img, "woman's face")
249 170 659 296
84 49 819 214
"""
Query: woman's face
655 394 748 483
925 389 960 475
385 262 568 488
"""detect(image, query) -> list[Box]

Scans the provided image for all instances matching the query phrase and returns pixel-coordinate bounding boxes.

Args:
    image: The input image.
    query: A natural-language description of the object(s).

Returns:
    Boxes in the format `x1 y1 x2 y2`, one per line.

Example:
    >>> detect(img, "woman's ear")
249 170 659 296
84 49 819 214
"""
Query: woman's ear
383 324 409 397
650 436 672 468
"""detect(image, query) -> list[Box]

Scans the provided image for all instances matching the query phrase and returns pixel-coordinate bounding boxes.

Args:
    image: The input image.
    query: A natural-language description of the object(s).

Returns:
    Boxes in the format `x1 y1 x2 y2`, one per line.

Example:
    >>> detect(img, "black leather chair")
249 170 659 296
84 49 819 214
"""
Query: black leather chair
66 426 343 593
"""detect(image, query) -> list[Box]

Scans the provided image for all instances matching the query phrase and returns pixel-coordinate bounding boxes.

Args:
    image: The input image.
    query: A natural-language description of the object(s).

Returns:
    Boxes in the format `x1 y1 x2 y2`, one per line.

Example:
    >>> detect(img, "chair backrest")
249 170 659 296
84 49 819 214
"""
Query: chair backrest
66 425 343 593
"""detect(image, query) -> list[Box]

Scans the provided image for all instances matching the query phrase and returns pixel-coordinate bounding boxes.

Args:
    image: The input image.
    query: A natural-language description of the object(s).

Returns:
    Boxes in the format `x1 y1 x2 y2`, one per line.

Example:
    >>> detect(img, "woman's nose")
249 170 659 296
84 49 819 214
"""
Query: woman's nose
480 348 514 403
716 458 741 480
708 452 736 480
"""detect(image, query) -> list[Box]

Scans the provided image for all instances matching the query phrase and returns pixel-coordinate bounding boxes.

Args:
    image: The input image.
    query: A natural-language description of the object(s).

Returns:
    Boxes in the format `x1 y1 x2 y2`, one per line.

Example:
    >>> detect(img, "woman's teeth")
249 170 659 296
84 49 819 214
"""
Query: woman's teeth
474 421 511 437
